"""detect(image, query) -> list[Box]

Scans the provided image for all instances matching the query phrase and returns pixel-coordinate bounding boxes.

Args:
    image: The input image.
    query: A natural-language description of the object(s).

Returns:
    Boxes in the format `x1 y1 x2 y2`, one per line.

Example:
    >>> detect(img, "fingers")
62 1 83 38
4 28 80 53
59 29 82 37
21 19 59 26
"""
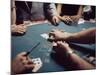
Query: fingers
48 35 55 42
12 25 27 35
62 16 73 25
22 59 28 65
27 57 33 64
23 59 34 70
48 31 57 41
57 41 73 52
54 19 59 26
53 18 56 25
52 41 67 47
65 16 73 22
56 41 70 49
18 25 26 33
24 64 34 70
56 41 68 46
17 52 30 61
18 52 27 56
52 16 59 26
49 32 55 36
48 29 64 41
22 56 34 68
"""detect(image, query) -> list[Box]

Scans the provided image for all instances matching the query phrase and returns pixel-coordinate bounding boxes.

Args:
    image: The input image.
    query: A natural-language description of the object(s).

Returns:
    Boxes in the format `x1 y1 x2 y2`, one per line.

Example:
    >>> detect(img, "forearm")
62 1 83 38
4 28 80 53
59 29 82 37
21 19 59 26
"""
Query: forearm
70 6 83 18
56 4 62 15
11 8 16 25
11 0 16 25
67 28 96 44
67 53 95 70
57 15 63 20
77 5 83 16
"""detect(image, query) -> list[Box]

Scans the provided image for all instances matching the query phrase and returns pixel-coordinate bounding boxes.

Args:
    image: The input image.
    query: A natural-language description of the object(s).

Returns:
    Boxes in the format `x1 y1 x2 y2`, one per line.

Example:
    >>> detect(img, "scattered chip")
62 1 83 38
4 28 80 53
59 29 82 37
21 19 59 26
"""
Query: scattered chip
40 33 49 39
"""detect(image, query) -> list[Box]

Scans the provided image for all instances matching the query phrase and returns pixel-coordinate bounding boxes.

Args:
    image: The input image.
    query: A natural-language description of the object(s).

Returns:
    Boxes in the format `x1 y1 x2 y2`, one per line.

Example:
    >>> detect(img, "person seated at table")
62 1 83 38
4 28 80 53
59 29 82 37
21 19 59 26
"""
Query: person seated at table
44 3 60 26
11 0 27 35
48 27 95 44
11 52 35 74
56 4 83 25
53 41 95 70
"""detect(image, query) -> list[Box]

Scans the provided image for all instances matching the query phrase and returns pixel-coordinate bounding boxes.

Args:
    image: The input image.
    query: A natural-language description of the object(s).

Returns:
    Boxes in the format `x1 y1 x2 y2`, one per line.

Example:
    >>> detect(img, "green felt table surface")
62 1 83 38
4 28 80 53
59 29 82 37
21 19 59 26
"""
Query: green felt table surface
11 22 96 73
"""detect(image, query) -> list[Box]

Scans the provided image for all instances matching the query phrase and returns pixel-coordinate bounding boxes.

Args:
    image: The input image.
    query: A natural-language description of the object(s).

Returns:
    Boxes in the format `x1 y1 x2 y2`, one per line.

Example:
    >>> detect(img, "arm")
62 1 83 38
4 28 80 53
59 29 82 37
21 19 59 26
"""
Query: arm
44 3 58 17
70 5 83 22
56 4 63 21
67 52 95 70
49 28 96 44
44 3 60 25
56 41 95 70
56 4 62 15
11 0 16 25
77 6 83 16
56 4 73 24
76 5 83 17
68 28 96 44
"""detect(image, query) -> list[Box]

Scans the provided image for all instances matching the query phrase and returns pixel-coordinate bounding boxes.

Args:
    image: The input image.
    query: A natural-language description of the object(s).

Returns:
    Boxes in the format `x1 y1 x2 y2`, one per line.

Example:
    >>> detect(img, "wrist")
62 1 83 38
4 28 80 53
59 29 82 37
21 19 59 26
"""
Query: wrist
65 33 78 42
57 15 62 20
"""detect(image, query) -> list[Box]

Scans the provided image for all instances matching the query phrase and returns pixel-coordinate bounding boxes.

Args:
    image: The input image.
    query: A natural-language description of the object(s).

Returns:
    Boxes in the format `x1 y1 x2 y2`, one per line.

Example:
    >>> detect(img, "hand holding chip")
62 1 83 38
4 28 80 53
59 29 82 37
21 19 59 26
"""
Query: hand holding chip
51 16 60 26
60 15 73 25
48 29 73 42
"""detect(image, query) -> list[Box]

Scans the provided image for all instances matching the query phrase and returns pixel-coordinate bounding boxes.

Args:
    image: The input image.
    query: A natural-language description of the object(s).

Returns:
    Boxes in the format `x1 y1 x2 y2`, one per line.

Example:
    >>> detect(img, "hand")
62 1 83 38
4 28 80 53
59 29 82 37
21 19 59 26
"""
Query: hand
60 15 73 25
48 29 73 41
56 41 73 54
11 24 27 35
51 16 60 26
52 41 73 57
12 52 34 74
70 15 81 22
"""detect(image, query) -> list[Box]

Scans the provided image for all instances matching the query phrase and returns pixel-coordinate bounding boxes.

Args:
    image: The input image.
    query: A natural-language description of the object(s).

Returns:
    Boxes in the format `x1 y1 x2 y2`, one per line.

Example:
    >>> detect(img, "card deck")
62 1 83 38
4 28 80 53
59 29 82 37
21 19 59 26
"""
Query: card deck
32 58 43 72
40 33 49 39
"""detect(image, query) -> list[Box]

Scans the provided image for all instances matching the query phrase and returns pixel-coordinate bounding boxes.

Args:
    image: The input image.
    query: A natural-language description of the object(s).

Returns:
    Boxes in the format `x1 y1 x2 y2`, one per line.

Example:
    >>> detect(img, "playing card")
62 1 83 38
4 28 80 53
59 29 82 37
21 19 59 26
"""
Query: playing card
32 58 43 72
40 33 49 39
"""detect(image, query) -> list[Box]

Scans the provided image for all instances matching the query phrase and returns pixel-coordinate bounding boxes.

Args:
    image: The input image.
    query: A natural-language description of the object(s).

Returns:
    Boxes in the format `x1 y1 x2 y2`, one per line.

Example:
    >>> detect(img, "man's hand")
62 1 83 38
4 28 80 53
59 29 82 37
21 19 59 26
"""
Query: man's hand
60 15 73 25
53 41 95 70
52 41 73 58
12 52 34 74
56 41 73 54
48 29 73 41
11 24 27 35
51 16 60 26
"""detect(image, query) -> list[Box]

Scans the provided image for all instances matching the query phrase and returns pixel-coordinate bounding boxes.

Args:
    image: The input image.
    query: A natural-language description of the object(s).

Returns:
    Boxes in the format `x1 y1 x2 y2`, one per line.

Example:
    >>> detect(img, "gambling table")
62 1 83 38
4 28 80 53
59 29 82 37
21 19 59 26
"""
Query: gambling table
11 22 96 73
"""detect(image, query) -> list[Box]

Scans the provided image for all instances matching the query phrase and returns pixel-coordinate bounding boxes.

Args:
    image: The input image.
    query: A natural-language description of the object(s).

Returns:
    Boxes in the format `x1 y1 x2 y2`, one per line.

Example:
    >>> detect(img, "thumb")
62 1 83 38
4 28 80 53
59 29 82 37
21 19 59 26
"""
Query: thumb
18 52 27 56
48 36 55 42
